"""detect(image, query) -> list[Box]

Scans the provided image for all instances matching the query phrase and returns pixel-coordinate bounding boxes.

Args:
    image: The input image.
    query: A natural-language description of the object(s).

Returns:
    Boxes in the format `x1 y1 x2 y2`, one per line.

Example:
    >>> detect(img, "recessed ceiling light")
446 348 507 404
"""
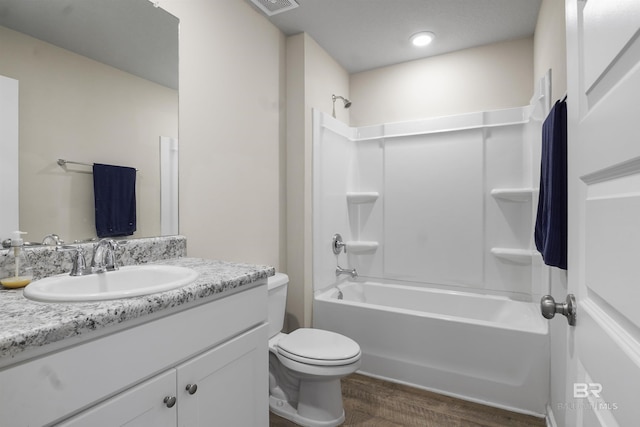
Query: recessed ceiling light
410 31 435 47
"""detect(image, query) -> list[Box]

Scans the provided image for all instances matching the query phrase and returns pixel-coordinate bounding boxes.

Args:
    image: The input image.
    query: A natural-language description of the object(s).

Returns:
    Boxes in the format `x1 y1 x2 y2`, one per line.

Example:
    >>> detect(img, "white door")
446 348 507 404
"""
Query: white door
565 0 640 425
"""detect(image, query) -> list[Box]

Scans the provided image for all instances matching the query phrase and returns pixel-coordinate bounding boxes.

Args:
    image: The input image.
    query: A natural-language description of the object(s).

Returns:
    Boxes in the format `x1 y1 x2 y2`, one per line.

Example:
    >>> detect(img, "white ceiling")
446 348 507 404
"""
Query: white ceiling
260 0 543 74
0 0 178 89
1 0 541 88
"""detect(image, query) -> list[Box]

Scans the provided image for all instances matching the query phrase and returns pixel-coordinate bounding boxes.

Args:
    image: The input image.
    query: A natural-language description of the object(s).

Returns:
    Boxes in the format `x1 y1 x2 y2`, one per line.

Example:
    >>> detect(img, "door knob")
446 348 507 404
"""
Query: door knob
540 294 576 326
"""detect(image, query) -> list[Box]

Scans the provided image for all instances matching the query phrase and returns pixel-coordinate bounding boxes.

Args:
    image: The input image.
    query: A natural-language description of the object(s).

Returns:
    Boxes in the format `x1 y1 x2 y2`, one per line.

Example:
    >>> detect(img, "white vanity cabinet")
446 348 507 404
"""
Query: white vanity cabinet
59 324 267 427
0 283 268 427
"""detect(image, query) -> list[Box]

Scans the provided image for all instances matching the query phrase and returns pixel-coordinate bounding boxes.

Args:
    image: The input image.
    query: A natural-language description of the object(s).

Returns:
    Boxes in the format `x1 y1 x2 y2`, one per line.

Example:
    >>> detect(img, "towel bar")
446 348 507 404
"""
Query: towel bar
57 159 138 171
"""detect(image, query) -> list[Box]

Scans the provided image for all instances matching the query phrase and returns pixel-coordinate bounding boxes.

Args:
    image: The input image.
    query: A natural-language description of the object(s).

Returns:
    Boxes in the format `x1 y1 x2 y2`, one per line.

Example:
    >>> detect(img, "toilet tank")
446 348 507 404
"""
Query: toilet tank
267 273 289 338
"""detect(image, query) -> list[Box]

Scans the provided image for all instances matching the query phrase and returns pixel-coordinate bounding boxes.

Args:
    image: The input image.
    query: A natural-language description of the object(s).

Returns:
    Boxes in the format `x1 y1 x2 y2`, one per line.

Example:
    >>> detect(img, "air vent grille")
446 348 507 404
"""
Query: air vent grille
249 0 299 16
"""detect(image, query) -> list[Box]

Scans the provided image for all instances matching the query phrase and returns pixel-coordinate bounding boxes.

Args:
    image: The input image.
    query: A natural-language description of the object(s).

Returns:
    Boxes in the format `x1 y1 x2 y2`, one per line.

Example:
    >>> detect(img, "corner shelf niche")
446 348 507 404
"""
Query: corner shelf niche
490 188 536 202
345 192 379 256
346 192 379 204
490 248 536 264
490 188 537 265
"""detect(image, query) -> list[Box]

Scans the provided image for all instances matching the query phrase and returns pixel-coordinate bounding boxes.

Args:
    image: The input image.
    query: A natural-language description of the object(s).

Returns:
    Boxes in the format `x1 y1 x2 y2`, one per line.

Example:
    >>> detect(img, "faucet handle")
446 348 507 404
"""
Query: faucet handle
104 245 119 272
107 240 126 271
57 245 89 276
332 234 347 254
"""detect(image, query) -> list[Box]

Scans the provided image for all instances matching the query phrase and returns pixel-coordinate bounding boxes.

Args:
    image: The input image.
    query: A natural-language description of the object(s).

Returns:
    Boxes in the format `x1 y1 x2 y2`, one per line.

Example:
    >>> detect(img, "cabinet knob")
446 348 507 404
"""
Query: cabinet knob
163 396 177 408
185 383 198 395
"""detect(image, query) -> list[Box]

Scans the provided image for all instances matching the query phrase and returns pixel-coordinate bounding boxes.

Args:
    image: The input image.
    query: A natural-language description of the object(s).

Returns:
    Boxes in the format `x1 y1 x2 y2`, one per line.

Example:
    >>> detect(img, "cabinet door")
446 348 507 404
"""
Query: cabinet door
57 370 177 427
177 324 268 427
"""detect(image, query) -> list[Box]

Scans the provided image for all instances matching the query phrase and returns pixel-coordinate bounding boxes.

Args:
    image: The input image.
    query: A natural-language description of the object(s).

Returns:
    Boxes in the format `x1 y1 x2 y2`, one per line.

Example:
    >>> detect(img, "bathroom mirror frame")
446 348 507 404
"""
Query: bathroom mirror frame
0 0 179 243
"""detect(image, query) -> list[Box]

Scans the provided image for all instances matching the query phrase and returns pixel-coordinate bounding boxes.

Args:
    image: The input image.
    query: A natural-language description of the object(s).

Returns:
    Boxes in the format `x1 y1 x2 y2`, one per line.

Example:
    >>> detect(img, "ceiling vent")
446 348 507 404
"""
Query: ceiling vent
249 0 299 16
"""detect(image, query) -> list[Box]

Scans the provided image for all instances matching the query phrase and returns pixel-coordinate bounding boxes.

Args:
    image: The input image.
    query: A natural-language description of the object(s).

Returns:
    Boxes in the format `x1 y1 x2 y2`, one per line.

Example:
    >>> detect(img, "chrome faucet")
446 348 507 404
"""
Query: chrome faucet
91 239 120 273
42 234 64 246
336 265 357 279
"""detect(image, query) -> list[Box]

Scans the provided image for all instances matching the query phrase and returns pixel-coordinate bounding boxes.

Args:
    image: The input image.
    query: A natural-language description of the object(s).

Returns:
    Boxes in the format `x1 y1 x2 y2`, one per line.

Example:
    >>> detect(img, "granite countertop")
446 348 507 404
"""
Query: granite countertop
0 257 275 362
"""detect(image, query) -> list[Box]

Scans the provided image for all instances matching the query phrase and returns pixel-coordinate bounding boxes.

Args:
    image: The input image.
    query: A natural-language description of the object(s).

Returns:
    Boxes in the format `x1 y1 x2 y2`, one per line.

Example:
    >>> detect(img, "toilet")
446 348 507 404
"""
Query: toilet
268 273 361 427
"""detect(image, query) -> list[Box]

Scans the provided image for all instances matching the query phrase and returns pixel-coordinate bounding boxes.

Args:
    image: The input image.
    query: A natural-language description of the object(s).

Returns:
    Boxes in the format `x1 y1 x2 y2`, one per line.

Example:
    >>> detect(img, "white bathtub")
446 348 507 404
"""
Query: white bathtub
314 281 549 416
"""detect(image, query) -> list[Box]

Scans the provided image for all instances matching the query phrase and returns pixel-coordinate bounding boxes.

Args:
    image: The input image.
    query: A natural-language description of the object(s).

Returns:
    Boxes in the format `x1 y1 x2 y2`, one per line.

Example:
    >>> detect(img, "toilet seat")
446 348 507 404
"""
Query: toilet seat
277 329 361 366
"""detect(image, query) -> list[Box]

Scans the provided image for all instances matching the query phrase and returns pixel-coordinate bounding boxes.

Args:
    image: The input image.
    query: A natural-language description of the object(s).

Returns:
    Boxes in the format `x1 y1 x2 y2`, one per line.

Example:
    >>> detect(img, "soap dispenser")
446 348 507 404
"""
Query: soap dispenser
0 231 33 288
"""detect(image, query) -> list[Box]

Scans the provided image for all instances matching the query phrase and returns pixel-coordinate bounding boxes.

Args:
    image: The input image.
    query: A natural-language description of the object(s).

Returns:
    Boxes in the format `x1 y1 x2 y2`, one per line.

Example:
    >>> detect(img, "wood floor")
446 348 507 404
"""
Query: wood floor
269 373 546 427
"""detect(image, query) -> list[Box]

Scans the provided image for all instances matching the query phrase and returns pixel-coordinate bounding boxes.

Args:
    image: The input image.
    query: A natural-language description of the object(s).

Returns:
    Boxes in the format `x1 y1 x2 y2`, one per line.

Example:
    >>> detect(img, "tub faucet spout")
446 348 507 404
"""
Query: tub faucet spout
336 265 357 279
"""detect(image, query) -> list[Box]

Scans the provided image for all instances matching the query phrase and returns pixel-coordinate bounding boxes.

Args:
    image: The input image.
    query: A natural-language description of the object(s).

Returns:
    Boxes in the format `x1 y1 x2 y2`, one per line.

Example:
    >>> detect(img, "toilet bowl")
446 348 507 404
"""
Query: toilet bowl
268 273 361 427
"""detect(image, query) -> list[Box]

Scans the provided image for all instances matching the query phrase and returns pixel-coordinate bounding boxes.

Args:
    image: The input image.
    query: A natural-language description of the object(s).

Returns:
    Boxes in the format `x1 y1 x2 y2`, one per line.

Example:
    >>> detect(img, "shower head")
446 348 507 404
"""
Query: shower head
332 94 352 118
332 94 351 108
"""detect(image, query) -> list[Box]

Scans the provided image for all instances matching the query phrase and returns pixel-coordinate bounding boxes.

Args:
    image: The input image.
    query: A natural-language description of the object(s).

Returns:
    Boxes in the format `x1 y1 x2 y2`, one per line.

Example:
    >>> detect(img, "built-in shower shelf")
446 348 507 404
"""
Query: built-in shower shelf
346 241 379 253
490 248 536 264
346 192 379 204
490 188 536 202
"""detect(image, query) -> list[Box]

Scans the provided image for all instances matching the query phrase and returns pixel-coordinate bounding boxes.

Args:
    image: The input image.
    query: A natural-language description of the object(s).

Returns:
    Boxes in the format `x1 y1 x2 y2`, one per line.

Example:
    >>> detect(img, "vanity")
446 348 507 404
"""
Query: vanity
0 236 273 427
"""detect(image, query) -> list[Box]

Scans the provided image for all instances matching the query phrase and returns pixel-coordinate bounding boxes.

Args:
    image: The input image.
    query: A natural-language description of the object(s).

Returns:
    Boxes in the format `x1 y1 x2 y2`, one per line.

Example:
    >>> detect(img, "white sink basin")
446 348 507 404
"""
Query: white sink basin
23 265 199 302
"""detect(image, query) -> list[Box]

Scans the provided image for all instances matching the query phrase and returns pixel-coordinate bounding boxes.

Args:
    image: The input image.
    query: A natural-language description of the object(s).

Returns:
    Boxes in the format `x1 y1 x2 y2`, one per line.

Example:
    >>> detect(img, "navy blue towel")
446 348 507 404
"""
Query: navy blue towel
93 163 137 238
535 99 567 269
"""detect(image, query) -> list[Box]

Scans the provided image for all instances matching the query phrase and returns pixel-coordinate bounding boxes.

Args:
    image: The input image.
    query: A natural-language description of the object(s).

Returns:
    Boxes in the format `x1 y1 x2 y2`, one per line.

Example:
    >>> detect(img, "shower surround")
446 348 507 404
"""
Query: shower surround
311 81 551 416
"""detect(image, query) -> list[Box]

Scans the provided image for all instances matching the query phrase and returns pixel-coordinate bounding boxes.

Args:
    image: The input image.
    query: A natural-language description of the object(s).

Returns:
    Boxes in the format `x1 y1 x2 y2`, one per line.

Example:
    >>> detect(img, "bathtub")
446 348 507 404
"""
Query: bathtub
313 280 549 416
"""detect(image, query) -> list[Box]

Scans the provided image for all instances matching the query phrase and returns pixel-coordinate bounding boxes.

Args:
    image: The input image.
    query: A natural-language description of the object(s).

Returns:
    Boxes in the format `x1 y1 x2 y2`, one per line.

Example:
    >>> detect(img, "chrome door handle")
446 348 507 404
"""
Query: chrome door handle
540 294 576 326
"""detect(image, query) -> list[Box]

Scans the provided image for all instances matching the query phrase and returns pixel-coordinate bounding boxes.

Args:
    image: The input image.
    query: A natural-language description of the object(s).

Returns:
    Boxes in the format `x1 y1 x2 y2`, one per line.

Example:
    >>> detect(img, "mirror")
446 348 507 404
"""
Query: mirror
0 0 179 243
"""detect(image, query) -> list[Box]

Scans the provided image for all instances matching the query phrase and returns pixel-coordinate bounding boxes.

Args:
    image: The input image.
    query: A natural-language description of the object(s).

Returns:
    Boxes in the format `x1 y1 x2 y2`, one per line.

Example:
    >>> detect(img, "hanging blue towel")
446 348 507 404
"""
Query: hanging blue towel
93 163 137 238
535 99 567 269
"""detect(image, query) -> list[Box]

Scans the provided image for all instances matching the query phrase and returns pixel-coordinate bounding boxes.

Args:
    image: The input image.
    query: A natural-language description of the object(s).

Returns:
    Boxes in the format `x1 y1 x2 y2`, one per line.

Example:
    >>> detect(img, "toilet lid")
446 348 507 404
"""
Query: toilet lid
277 329 361 366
